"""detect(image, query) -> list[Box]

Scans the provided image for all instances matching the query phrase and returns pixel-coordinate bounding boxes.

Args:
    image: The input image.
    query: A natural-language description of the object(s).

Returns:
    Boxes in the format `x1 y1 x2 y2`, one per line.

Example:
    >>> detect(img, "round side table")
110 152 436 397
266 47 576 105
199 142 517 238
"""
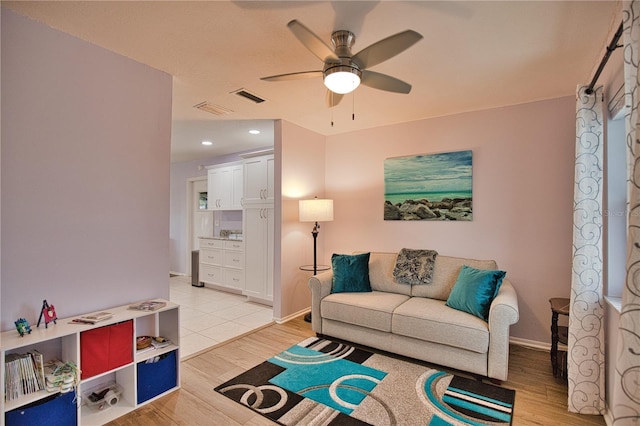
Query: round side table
299 265 331 273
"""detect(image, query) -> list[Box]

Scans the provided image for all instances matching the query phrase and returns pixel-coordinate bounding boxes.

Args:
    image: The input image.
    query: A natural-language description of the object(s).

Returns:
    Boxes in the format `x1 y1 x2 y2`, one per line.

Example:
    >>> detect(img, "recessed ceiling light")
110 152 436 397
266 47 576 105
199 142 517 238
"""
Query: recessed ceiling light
202 140 213 146
249 130 260 135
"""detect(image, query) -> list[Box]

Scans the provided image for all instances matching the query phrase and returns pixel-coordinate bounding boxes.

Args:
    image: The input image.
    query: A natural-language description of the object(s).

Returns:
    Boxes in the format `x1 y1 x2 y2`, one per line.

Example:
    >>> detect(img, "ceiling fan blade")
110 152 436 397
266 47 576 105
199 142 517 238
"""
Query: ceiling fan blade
261 70 323 81
352 30 423 69
326 90 344 107
287 20 339 63
361 71 412 94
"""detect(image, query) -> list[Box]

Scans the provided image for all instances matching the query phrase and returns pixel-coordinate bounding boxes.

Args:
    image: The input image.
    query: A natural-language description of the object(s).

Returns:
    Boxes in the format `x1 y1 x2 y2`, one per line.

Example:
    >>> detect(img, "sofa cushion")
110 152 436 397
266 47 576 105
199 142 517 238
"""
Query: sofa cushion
411 256 498 300
445 265 506 321
392 248 438 285
364 252 412 295
331 252 372 293
321 291 410 332
392 297 489 353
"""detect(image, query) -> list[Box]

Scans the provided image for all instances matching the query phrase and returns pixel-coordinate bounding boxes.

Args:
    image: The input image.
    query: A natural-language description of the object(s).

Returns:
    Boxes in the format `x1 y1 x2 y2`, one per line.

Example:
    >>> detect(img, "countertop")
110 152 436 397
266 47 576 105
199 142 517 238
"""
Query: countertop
199 236 243 241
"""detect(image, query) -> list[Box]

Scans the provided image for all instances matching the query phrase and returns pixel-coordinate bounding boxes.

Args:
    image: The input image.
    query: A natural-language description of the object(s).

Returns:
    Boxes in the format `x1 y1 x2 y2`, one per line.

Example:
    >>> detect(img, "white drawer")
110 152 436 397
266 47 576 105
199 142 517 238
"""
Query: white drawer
200 264 222 284
224 268 244 289
223 240 244 251
200 238 223 249
223 251 244 269
200 248 222 265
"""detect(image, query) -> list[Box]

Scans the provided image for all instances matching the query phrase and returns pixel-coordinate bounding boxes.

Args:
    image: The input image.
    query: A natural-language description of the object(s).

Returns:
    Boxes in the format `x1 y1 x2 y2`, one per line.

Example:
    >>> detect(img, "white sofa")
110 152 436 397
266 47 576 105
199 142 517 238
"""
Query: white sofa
308 251 519 381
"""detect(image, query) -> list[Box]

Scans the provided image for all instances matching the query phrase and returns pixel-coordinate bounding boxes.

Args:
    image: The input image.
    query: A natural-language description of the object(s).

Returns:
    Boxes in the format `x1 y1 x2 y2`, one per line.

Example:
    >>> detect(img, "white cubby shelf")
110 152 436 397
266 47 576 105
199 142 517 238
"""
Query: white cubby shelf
1 298 180 425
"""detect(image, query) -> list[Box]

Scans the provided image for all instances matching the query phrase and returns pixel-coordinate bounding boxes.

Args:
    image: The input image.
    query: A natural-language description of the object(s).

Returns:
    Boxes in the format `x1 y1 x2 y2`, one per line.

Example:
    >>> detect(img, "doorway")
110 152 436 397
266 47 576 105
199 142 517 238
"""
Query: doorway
185 176 211 276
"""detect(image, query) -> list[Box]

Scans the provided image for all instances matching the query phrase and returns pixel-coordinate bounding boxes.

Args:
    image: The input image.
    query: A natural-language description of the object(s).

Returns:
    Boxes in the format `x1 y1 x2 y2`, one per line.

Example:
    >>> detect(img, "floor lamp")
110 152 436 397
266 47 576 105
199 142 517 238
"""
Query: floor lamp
299 197 334 322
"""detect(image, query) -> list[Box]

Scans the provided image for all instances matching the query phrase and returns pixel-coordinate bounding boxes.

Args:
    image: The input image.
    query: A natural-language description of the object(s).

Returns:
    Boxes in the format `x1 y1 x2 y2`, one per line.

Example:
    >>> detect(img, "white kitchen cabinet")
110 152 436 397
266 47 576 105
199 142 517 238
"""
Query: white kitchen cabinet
198 238 244 291
207 162 243 210
1 300 180 425
243 206 274 303
243 154 274 205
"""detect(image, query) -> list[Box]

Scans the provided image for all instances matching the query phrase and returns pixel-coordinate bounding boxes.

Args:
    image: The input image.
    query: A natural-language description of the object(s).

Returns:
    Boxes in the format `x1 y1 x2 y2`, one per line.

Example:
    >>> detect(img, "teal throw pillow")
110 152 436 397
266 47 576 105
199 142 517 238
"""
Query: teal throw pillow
445 265 506 321
331 252 372 293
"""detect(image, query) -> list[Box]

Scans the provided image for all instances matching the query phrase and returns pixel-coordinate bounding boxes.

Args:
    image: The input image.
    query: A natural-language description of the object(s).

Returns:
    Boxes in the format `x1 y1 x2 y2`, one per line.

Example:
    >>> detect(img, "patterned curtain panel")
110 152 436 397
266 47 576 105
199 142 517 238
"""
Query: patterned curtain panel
569 85 605 414
614 1 640 423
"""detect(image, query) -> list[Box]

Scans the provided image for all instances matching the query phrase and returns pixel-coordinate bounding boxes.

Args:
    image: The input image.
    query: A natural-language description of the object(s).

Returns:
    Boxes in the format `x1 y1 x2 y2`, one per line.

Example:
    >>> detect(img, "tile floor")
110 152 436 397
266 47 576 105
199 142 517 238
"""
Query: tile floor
169 275 274 359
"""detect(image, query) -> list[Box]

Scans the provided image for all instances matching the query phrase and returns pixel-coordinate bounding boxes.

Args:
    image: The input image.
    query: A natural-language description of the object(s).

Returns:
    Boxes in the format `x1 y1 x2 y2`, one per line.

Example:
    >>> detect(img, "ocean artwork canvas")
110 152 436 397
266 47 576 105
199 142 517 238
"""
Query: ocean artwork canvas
384 150 473 221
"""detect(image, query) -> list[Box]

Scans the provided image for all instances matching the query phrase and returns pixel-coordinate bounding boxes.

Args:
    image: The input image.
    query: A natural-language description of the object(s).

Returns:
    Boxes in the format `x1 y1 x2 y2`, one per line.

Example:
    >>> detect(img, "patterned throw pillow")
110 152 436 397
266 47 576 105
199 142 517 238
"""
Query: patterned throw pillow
393 248 438 285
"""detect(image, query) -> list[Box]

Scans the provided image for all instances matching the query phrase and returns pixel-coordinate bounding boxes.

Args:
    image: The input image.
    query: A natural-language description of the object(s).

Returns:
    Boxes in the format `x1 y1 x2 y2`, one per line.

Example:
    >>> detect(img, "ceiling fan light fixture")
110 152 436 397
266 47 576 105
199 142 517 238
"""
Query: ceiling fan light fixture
324 65 361 94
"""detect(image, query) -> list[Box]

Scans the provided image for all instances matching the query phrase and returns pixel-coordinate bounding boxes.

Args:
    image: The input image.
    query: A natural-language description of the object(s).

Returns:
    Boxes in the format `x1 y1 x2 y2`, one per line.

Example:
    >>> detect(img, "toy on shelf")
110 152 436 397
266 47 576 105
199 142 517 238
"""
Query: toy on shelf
14 318 32 337
37 299 57 328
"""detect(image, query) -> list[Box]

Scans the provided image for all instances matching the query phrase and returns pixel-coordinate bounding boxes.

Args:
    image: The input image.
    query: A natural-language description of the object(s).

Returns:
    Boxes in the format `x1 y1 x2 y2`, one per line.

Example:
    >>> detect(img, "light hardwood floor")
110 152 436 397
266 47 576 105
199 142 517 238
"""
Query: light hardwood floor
107 316 605 426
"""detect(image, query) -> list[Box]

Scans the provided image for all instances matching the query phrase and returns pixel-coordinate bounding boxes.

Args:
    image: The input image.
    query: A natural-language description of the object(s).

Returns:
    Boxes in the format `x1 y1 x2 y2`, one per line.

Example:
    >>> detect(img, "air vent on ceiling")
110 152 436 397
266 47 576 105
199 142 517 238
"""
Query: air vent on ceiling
193 101 234 116
232 89 267 104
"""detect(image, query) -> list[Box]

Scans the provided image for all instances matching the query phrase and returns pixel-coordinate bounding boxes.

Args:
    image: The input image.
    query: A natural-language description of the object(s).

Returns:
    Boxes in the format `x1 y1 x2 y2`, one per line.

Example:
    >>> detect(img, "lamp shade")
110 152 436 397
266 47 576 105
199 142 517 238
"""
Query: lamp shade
299 199 334 222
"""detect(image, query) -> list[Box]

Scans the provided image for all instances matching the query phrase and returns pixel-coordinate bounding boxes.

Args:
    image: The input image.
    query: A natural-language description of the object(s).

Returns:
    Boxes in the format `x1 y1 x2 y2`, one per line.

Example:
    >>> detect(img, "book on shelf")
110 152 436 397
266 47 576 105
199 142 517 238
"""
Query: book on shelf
128 300 166 311
71 311 113 324
82 311 113 321
4 352 46 401
28 350 45 391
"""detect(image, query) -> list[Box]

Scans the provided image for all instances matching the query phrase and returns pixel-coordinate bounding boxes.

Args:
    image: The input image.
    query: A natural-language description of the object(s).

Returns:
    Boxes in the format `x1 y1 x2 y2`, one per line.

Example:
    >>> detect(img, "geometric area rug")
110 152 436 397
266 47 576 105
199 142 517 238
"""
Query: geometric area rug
214 337 515 425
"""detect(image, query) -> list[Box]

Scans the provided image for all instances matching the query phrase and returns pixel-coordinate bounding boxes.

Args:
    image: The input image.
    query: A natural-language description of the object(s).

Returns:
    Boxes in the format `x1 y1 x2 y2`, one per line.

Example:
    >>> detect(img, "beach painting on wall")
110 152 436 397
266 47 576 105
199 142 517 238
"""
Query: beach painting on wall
384 150 473 221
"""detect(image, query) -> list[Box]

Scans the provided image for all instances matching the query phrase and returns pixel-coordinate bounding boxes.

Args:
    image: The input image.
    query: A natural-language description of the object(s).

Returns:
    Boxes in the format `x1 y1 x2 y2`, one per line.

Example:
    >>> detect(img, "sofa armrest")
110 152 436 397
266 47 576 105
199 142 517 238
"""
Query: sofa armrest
308 270 333 333
487 279 519 381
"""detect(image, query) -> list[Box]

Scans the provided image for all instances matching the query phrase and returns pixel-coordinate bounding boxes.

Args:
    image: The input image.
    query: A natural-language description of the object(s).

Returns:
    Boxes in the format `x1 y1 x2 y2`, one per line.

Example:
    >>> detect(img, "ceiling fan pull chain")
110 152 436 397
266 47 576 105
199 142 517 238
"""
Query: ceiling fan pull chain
331 93 334 127
352 91 355 121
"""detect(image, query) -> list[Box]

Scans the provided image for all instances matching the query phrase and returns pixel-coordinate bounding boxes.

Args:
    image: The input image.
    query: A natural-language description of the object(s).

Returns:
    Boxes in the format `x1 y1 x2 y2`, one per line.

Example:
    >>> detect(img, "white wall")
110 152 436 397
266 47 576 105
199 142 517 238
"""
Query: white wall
323 97 576 343
1 9 172 330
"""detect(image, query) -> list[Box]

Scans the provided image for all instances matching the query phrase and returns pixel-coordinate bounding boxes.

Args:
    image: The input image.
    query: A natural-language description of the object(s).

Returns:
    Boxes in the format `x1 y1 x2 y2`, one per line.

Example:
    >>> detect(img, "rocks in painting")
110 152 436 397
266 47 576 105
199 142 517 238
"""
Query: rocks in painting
384 198 473 221
399 201 438 219
384 201 401 220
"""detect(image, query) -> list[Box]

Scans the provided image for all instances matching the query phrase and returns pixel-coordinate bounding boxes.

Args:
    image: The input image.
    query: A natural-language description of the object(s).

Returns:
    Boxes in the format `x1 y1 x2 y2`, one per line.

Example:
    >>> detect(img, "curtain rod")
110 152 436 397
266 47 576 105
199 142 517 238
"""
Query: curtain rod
586 22 623 95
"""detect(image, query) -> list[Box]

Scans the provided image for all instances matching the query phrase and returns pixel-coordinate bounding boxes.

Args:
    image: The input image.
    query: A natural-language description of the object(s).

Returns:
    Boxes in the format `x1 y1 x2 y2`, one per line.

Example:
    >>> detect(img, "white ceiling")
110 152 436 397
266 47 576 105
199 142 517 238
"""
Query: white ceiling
4 1 620 163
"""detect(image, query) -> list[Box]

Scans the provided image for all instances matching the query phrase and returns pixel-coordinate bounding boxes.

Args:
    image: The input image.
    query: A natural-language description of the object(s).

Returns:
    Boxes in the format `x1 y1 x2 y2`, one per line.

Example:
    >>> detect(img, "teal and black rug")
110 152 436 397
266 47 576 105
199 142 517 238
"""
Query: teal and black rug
214 337 515 425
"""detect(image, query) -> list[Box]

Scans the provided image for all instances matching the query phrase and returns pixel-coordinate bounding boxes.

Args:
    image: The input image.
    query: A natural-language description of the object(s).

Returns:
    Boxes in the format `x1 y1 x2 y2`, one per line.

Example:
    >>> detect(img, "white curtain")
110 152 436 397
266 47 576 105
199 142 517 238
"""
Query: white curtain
569 85 606 414
613 1 640 423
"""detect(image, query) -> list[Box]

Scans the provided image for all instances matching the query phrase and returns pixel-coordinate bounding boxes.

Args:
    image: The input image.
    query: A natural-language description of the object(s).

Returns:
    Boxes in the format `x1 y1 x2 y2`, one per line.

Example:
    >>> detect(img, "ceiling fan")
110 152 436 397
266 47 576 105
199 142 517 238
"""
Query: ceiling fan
261 20 423 107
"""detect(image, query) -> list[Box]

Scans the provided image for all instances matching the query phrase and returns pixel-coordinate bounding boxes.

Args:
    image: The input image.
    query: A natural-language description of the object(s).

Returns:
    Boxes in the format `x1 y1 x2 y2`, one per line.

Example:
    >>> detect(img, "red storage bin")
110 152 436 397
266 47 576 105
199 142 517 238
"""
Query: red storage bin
80 320 133 379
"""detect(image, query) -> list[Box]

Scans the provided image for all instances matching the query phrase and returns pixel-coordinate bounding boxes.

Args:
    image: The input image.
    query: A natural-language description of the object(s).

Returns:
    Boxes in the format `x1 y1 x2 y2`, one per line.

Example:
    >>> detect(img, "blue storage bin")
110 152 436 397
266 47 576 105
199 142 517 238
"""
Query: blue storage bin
136 350 177 404
5 391 77 426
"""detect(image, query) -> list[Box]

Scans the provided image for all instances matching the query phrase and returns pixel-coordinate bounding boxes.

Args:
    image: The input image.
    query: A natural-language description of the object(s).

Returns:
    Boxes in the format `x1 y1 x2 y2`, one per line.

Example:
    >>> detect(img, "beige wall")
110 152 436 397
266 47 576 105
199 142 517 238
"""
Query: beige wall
1 9 172 330
277 120 327 320
322 97 576 343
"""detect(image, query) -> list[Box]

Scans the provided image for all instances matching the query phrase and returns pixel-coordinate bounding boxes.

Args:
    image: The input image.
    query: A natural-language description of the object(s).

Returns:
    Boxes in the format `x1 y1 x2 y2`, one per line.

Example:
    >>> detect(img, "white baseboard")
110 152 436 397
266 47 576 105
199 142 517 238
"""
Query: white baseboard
169 271 186 276
276 308 310 324
509 336 550 351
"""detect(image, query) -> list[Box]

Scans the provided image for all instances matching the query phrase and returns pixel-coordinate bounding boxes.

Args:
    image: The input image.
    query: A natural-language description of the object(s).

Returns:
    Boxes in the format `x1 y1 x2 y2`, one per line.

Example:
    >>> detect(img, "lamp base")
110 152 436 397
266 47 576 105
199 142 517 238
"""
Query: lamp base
304 313 312 323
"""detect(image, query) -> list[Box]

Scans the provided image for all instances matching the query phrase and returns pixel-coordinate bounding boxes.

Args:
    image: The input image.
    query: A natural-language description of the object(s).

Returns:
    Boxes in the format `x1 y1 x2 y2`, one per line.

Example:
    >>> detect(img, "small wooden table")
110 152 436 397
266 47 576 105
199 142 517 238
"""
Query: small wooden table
549 297 570 379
